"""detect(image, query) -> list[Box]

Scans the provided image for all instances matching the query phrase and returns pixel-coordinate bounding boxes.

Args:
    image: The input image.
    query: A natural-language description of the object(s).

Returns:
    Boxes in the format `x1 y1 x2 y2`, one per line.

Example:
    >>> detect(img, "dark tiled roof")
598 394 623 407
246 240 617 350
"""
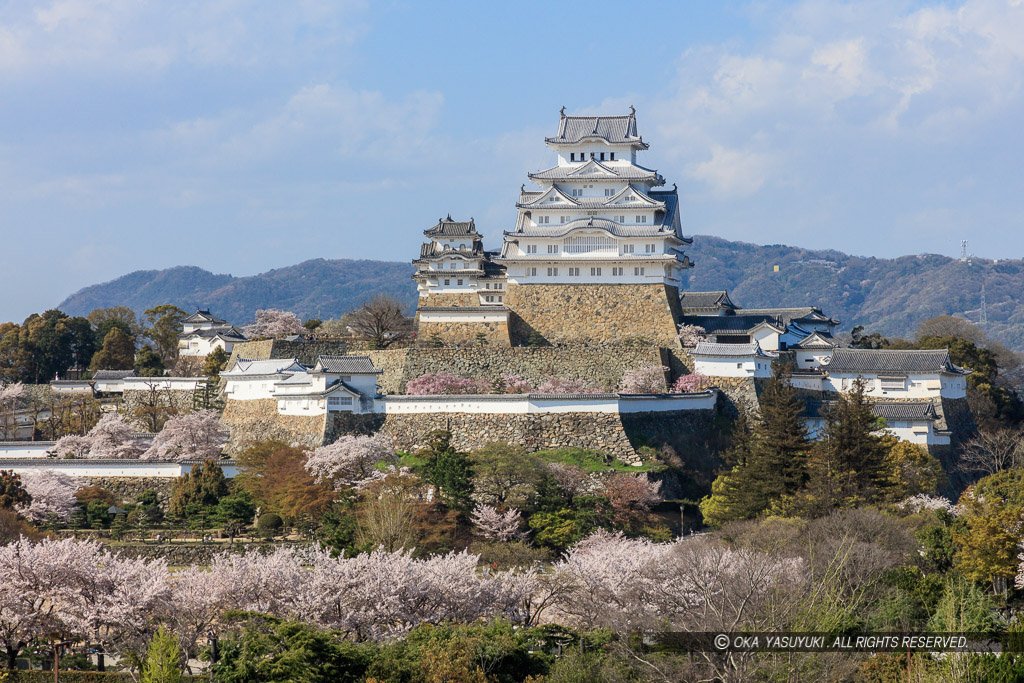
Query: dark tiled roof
680 291 736 313
803 400 938 421
693 341 771 357
424 216 480 238
683 315 783 335
181 325 246 340
740 307 839 326
92 370 137 380
823 349 968 374
546 110 648 148
313 355 381 375
419 241 484 258
183 309 226 325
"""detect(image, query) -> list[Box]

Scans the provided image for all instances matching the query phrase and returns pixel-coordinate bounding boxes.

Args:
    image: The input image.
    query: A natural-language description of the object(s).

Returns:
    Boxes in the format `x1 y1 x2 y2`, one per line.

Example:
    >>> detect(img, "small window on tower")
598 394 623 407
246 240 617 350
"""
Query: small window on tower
569 153 575 161
590 152 595 159
529 267 537 276
444 279 450 286
610 152 615 161
457 279 463 286
600 152 605 161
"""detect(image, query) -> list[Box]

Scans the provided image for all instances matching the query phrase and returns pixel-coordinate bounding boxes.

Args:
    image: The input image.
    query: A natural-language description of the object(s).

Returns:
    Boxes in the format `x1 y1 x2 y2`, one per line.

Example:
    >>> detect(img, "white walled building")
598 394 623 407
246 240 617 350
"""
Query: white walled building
681 305 839 352
692 341 776 378
178 309 247 357
820 349 970 400
803 400 951 447
494 107 693 287
791 331 839 369
222 356 380 415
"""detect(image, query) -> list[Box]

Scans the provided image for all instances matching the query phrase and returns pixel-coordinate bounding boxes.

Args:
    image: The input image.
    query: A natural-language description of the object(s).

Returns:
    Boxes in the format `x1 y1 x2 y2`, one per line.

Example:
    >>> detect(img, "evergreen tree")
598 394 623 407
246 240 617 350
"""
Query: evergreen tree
202 347 230 377
421 431 474 510
787 379 888 517
141 627 183 683
699 368 810 525
134 344 166 377
89 327 136 371
169 461 228 519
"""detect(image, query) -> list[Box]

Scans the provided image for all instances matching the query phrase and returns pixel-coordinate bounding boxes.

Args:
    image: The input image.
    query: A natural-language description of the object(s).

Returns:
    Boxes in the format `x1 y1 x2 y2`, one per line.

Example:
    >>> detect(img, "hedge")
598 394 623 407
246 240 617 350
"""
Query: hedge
7 673 204 682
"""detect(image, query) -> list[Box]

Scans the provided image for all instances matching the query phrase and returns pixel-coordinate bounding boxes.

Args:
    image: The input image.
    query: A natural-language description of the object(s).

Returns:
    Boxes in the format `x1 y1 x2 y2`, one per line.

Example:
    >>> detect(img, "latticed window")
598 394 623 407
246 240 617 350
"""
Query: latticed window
880 376 906 391
564 235 615 253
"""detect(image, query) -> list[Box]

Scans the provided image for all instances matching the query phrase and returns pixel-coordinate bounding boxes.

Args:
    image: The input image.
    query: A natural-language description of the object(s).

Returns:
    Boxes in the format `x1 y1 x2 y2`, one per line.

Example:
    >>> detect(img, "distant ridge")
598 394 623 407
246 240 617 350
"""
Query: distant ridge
56 238 1024 351
58 258 418 324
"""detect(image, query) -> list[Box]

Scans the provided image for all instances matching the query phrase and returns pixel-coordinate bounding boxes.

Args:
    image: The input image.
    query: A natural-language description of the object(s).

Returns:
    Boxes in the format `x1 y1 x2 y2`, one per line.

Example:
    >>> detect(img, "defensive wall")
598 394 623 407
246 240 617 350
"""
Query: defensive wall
503 282 684 346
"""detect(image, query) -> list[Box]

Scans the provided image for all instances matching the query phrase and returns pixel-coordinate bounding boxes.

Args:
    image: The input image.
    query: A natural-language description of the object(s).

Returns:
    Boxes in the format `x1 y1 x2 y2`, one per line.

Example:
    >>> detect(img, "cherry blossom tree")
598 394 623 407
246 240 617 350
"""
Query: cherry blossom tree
671 372 710 393
897 494 957 515
142 410 226 461
535 377 601 394
304 434 397 489
0 537 169 669
470 504 524 542
676 323 707 347
405 372 490 395
498 374 533 393
600 473 662 526
53 413 143 459
16 469 81 523
244 309 304 338
51 434 91 459
618 365 669 393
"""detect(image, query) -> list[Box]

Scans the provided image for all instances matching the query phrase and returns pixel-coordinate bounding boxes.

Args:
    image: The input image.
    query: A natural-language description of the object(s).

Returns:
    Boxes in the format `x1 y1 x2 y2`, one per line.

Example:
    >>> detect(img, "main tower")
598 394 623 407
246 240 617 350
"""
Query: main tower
496 107 693 344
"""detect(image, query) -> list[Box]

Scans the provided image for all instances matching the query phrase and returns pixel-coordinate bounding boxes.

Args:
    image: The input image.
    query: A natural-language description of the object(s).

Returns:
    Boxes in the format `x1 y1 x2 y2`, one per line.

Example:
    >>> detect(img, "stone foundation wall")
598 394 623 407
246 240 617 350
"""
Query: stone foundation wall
325 408 717 465
416 320 511 347
503 283 682 346
376 345 671 393
85 476 175 510
221 398 326 453
122 389 196 417
369 411 640 461
228 339 349 368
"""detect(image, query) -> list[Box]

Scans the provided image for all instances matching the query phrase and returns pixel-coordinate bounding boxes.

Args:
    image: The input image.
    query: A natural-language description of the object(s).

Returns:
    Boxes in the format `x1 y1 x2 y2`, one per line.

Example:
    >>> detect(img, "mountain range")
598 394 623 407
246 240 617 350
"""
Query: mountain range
56 236 1024 350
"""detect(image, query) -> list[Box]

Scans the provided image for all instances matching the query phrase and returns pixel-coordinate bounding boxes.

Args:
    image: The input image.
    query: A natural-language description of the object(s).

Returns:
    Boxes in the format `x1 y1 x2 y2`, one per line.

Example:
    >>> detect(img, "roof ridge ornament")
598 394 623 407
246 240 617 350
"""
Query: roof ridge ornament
629 105 635 116
559 106 566 118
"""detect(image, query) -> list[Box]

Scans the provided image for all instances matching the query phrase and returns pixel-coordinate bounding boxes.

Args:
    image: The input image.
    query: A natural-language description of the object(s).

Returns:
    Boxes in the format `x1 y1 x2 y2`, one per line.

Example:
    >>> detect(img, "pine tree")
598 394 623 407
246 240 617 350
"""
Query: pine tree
699 370 811 525
787 379 889 517
141 627 183 683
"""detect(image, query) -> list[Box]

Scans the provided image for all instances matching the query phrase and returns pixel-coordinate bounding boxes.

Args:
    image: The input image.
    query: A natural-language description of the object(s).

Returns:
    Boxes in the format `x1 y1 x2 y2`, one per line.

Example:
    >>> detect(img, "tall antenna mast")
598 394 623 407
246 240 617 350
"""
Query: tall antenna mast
980 283 988 328
960 240 969 262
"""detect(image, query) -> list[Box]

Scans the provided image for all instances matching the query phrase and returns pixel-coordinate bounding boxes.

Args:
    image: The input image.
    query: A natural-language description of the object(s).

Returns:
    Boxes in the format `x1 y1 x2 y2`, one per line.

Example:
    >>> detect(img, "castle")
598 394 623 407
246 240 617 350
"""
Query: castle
414 107 692 346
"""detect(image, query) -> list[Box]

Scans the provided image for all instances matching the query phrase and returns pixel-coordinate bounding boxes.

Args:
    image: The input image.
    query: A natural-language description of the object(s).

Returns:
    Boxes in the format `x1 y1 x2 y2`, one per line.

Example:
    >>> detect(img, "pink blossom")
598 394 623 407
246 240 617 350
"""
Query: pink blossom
304 434 396 489
17 470 81 523
676 323 707 347
0 382 24 406
142 410 226 461
244 309 304 338
671 372 710 393
499 374 534 394
618 365 669 393
54 413 144 459
470 504 524 542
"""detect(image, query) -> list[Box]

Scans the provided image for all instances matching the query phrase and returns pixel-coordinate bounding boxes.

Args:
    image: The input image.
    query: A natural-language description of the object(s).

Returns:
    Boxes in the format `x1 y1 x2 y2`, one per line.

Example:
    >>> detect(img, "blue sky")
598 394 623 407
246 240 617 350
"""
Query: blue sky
1 0 1022 322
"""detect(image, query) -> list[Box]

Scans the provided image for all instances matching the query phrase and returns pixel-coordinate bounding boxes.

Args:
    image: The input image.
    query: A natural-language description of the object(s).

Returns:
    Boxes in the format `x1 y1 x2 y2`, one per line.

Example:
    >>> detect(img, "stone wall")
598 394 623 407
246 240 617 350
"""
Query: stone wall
417 292 481 307
122 388 196 417
228 339 349 367
85 476 175 510
416 320 511 347
368 411 641 462
221 398 326 453
503 283 682 346
326 407 717 465
363 344 673 394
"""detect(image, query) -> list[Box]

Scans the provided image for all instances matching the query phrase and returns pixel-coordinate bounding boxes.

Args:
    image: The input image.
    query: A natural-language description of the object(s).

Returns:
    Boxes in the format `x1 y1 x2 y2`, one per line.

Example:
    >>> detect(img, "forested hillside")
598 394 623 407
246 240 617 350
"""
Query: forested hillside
57 236 1024 349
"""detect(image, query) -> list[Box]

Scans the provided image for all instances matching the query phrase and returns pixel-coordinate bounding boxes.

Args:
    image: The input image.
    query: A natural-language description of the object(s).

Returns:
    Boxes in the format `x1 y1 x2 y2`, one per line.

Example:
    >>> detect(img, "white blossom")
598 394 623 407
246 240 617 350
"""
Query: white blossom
16 470 81 522
304 434 396 489
142 410 226 461
470 504 524 542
